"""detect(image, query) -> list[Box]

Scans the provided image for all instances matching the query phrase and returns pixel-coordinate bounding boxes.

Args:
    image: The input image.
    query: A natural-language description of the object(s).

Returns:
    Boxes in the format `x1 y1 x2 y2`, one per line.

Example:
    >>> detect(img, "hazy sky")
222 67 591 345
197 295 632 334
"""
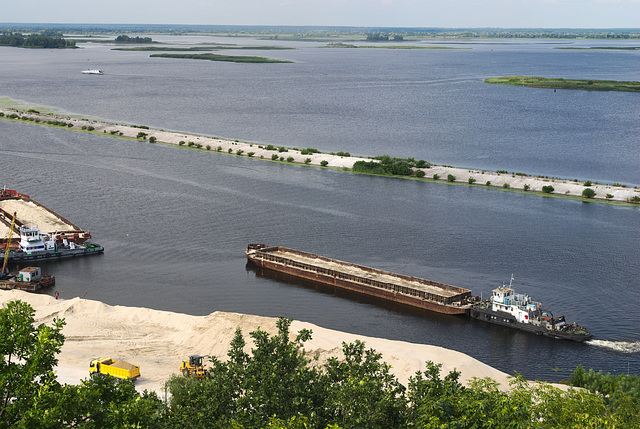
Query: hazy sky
3 0 640 28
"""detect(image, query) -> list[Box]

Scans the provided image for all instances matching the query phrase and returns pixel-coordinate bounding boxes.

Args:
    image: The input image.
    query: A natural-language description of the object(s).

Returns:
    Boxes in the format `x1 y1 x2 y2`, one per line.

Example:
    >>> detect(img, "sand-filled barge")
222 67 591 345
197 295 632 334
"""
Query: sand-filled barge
246 244 474 315
1 188 103 262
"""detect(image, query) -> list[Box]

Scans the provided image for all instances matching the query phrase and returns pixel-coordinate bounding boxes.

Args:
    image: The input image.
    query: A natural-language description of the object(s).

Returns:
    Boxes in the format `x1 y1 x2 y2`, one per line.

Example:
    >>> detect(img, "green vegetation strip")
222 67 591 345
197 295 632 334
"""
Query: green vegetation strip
115 46 292 51
149 53 293 63
555 46 640 50
485 76 640 92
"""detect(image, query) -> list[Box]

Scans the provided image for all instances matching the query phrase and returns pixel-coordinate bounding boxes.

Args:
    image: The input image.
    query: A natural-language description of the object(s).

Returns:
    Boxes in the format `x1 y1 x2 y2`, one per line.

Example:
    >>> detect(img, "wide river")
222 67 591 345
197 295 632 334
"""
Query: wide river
1 35 639 381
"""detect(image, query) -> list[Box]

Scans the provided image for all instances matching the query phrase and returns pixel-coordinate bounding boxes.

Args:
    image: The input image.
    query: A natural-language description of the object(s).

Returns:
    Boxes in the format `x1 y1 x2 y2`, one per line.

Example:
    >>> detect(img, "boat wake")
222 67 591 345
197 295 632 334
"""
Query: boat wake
587 339 640 353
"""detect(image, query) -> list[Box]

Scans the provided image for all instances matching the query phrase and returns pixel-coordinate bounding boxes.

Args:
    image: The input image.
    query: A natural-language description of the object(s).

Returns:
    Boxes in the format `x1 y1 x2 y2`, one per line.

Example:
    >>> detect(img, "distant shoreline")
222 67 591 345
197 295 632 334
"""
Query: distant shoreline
485 76 640 93
2 106 638 205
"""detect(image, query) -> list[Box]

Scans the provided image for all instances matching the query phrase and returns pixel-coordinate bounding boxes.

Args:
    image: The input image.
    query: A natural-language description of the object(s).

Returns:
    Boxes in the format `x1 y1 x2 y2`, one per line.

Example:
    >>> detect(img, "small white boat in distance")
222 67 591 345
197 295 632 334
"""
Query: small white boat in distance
81 69 103 75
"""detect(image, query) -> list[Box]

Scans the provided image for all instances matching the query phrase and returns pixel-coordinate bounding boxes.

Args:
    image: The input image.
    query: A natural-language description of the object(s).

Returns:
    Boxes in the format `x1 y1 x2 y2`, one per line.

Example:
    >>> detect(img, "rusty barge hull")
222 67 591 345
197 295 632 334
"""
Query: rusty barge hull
246 244 472 315
0 275 55 292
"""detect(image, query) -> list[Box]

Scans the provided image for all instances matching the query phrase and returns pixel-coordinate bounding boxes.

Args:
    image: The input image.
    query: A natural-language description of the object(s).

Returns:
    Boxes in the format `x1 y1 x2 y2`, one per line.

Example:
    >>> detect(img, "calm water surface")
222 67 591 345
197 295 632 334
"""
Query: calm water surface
0 37 639 381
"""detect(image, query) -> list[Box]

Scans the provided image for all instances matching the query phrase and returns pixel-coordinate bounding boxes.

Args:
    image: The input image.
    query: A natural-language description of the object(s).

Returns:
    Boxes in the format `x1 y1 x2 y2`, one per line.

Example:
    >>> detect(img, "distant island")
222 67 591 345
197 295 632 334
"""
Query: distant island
149 53 293 63
0 31 76 49
114 34 154 43
485 76 640 93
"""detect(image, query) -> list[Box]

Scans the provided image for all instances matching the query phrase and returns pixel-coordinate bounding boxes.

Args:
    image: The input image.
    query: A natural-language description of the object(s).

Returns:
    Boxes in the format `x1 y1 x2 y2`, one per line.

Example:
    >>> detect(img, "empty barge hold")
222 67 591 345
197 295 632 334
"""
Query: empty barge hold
0 188 104 262
246 244 474 315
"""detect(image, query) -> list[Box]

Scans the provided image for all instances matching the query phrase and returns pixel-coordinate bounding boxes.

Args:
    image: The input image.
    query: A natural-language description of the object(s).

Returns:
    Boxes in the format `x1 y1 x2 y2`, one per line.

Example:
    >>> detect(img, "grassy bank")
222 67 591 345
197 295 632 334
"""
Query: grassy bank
149 53 293 63
2 103 638 206
485 76 640 92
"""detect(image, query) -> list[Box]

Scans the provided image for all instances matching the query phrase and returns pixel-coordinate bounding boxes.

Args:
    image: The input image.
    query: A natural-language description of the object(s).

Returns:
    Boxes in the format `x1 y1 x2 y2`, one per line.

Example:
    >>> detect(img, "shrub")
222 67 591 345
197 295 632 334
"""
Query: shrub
542 185 555 194
415 160 430 168
205 145 211 150
81 125 86 130
228 148 233 153
287 156 294 162
196 143 202 148
300 148 320 155
503 183 510 189
247 152 255 157
279 156 284 161
336 151 351 157
582 188 596 198
433 174 439 180
179 141 185 146
584 180 593 187
271 154 279 160
278 146 288 153
237 149 244 155
67 123 73 127
0 112 4 117
148 136 156 143
606 193 613 199
137 132 147 139
524 184 530 191
630 196 640 203
265 144 276 150
447 174 455 182
468 177 476 184
304 158 311 164
320 160 328 167
486 181 491 186
187 141 194 147
415 170 425 178
87 126 94 131
217 146 222 152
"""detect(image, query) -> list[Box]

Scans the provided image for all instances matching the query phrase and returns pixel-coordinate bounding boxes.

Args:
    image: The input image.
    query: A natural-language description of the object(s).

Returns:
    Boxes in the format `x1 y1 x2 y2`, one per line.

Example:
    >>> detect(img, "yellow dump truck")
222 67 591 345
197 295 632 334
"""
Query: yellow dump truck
89 357 140 380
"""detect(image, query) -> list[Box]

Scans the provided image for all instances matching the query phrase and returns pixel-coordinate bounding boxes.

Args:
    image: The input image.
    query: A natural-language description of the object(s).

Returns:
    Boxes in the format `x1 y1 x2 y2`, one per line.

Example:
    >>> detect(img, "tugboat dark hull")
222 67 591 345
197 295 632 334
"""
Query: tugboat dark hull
469 305 592 342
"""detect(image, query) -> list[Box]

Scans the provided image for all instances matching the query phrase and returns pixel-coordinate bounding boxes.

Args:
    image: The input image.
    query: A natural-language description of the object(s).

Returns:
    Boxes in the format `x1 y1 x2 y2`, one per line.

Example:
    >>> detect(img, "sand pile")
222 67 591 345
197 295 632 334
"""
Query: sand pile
1 290 516 395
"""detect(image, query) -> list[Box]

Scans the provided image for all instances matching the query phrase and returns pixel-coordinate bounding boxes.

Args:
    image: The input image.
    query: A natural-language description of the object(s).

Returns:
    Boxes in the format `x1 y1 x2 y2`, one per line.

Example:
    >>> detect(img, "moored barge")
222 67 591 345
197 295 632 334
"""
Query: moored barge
0 266 55 291
1 188 104 262
245 244 474 315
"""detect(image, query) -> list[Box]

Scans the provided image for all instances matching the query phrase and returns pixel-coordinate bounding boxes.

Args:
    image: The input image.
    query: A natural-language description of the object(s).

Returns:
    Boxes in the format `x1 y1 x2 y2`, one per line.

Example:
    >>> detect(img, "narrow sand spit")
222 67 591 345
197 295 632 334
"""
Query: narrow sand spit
2 290 519 395
2 108 637 203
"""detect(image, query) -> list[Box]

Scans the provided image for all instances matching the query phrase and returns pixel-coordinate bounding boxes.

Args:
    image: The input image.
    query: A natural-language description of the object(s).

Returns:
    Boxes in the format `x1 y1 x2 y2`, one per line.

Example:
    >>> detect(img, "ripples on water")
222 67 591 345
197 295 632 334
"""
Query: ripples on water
0 37 639 380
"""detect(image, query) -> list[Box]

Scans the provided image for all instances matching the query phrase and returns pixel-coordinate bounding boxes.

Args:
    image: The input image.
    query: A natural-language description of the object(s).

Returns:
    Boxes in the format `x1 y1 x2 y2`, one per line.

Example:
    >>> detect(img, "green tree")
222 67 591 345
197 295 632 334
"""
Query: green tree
542 185 554 194
322 340 406 428
582 188 596 198
0 300 65 427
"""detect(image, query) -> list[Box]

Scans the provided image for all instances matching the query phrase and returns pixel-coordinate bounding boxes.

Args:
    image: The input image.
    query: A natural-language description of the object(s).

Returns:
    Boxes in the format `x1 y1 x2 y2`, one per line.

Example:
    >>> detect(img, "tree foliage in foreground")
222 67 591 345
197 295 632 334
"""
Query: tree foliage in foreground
2 300 639 428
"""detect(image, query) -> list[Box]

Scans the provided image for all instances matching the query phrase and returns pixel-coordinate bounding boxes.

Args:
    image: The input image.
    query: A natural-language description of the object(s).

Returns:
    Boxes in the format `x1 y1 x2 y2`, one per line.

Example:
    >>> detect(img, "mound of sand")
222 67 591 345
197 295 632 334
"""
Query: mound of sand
1 289 515 395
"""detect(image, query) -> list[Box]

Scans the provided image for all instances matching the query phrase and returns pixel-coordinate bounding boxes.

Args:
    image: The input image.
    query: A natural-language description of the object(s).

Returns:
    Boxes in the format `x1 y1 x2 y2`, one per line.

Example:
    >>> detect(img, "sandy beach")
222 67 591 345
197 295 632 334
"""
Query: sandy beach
2 108 638 203
1 289 520 396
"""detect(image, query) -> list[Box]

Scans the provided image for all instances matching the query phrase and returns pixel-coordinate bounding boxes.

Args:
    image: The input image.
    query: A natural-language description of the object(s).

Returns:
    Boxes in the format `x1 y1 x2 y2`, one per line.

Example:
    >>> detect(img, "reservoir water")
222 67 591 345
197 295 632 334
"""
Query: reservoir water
1 36 639 381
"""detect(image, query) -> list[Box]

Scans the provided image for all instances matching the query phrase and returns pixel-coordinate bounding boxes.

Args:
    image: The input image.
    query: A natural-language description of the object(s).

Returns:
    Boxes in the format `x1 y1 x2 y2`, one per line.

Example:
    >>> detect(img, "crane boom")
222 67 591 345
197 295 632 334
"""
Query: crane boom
2 212 16 274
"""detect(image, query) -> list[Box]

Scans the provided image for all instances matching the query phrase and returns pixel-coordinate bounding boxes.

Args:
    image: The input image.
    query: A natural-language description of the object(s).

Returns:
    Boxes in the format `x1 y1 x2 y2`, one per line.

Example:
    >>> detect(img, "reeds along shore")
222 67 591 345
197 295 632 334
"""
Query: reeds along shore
2 107 638 204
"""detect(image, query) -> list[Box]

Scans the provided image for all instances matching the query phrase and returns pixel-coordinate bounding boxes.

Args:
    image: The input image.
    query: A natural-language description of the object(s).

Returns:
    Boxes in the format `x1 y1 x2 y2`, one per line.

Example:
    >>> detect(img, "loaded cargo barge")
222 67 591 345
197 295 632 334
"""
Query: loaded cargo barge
1 188 104 262
245 244 474 315
246 244 593 341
